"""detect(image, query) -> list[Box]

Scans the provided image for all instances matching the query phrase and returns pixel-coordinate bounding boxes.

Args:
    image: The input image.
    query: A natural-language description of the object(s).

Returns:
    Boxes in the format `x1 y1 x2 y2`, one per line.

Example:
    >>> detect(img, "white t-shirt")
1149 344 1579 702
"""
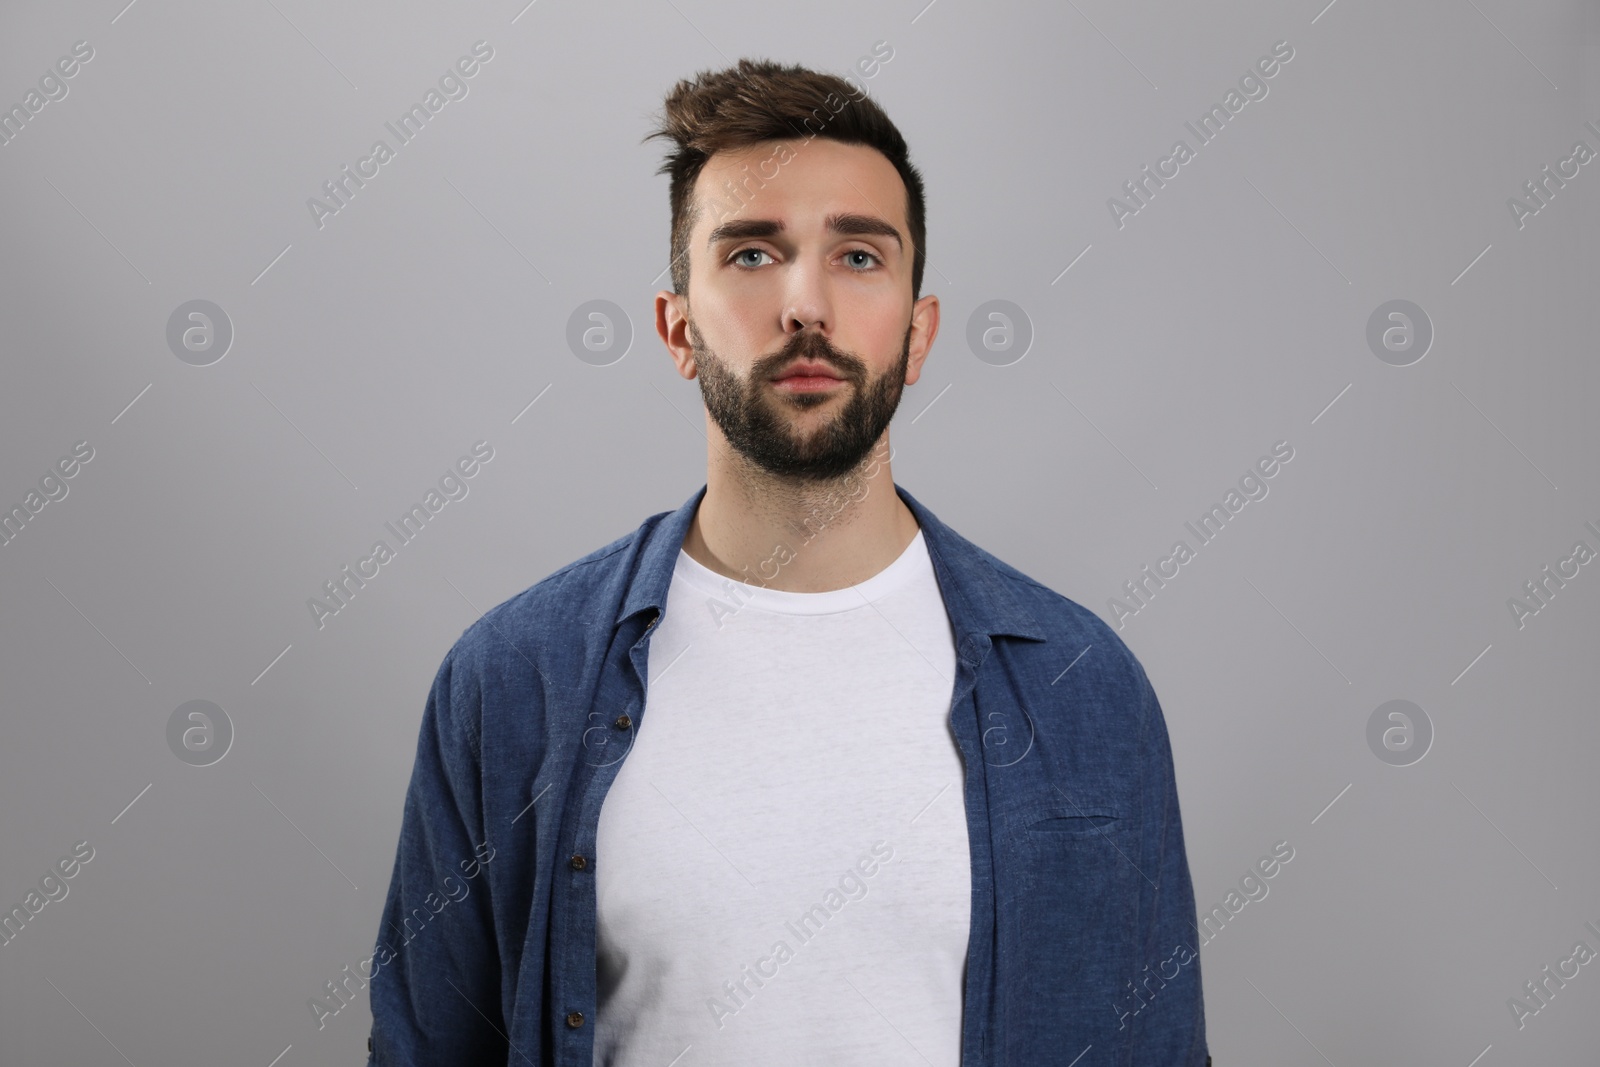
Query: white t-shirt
594 527 968 1066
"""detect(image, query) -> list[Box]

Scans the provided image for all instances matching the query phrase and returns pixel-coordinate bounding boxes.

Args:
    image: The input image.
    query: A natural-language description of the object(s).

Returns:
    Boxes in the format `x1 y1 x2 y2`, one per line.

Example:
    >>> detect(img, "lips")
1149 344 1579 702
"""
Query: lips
772 360 843 381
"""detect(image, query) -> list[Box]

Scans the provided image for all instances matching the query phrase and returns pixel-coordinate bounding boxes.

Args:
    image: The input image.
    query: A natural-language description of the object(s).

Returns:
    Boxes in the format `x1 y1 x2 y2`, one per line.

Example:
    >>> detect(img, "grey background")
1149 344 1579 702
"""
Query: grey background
2 0 1596 1063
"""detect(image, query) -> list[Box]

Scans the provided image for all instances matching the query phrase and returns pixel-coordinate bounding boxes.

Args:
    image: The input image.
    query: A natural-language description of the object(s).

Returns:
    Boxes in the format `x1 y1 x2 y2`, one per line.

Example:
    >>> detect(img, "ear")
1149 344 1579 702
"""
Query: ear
656 290 697 380
903 293 940 386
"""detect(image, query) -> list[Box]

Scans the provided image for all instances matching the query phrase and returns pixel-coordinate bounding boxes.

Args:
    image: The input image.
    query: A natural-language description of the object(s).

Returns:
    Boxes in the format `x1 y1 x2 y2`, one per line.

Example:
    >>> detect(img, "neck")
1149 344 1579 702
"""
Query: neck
682 435 918 593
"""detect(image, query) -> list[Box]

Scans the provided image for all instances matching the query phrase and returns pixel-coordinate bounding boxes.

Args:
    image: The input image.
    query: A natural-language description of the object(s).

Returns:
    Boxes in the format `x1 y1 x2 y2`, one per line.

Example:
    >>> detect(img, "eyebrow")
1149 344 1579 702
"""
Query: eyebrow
705 212 904 253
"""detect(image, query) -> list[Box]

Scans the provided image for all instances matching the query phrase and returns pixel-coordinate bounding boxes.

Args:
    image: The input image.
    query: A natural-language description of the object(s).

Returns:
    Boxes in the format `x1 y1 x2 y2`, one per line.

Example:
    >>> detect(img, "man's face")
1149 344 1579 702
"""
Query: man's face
657 137 937 483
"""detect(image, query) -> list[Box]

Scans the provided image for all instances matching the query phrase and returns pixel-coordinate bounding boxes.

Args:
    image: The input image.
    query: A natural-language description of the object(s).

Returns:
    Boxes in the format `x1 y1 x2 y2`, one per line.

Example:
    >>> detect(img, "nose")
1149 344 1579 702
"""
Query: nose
784 305 826 335
781 258 833 337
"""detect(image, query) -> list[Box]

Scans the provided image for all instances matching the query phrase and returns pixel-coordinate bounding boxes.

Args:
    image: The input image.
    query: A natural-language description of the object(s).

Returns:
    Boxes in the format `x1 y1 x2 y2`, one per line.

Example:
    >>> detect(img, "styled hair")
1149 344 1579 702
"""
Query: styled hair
644 57 926 303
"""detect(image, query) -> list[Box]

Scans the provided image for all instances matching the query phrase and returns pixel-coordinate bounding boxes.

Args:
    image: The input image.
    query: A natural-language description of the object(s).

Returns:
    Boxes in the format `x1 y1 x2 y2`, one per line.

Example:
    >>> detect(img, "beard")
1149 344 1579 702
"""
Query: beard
690 317 912 483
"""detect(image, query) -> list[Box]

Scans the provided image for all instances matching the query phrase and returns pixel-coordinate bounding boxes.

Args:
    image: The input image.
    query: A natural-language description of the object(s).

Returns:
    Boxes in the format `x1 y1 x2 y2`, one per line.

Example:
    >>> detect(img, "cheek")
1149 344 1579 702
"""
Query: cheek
841 292 911 348
691 287 745 337
694 294 767 350
858 324 911 372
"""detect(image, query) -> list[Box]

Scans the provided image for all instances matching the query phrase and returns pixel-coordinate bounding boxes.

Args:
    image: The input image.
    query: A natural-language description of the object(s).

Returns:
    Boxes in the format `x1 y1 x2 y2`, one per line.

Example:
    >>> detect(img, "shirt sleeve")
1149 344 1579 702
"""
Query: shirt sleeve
1131 658 1210 1064
367 645 512 1065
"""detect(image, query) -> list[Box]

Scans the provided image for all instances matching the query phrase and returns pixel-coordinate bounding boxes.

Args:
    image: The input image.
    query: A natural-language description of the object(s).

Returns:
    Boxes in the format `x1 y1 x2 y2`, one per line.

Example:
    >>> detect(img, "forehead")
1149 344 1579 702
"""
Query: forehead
690 138 908 238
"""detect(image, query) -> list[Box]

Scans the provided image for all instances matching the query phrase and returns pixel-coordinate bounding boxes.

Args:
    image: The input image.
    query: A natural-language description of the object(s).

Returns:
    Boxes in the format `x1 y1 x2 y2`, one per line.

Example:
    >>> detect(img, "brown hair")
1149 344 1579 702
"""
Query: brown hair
644 57 926 303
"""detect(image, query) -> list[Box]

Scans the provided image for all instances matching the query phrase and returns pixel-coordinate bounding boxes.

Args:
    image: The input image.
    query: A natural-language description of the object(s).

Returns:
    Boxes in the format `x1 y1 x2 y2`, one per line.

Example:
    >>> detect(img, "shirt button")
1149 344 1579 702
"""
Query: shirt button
566 1010 585 1028
570 854 588 871
613 713 632 730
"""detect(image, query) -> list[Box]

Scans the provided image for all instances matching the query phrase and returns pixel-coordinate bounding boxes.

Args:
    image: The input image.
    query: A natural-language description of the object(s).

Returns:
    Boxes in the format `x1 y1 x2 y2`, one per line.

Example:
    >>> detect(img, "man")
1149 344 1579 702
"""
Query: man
367 57 1209 1065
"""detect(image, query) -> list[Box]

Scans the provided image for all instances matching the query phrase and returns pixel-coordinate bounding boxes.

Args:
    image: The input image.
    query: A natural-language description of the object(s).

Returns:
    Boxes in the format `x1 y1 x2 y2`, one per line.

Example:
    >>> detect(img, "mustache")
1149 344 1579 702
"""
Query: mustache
765 332 862 378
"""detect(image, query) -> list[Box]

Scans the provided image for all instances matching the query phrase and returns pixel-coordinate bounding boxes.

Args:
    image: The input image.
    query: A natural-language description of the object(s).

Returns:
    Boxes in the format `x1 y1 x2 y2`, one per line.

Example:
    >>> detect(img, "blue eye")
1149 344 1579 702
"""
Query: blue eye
727 247 882 271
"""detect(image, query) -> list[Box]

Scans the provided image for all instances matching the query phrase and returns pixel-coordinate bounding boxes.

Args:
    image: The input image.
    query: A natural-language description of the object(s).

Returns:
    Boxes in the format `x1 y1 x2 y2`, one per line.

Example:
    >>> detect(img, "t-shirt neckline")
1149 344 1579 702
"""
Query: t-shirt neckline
672 528 927 617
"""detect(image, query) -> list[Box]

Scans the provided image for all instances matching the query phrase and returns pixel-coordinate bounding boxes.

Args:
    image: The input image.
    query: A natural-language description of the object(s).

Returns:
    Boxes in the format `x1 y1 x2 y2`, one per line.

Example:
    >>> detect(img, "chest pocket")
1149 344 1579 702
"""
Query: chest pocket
1030 809 1120 844
1009 801 1139 1029
1027 809 1120 837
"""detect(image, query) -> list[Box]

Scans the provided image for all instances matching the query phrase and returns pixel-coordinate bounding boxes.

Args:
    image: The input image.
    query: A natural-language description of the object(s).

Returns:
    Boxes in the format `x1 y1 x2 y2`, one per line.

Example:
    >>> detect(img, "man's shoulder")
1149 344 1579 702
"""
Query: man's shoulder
442 509 666 676
943 524 1128 648
961 535 1150 693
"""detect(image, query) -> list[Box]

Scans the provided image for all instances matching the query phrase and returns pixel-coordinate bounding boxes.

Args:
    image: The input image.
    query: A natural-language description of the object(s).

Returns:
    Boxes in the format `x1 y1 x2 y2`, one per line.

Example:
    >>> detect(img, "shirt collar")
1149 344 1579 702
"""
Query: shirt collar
617 482 1046 643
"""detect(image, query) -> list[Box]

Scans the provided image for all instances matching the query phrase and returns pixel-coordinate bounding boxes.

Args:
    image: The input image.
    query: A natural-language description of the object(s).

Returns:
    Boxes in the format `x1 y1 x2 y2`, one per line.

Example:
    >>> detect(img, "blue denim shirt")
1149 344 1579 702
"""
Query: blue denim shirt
367 482 1209 1065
